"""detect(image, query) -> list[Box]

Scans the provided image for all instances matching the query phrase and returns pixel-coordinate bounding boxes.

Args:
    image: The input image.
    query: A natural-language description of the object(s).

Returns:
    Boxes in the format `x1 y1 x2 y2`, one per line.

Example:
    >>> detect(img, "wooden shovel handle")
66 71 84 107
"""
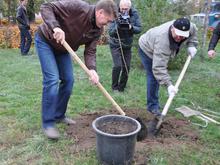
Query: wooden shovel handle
62 41 125 116
161 55 192 116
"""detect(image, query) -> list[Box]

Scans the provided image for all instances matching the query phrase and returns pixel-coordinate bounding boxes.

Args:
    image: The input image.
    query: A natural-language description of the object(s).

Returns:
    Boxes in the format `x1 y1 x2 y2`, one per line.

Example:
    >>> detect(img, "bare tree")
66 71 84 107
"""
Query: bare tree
201 0 211 61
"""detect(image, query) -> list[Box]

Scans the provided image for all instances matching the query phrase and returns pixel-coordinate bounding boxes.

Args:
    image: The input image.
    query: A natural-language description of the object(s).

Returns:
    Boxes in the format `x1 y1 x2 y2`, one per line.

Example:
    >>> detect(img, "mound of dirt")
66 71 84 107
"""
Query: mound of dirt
66 109 199 164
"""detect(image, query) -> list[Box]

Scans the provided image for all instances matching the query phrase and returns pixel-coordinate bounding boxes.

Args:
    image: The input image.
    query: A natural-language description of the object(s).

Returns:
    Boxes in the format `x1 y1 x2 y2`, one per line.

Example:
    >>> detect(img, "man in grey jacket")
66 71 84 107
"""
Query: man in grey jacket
138 17 198 116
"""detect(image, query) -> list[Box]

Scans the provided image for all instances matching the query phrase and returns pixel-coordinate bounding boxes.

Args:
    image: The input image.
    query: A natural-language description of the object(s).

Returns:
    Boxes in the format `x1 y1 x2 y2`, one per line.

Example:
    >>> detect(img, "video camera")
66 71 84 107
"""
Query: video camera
117 11 130 30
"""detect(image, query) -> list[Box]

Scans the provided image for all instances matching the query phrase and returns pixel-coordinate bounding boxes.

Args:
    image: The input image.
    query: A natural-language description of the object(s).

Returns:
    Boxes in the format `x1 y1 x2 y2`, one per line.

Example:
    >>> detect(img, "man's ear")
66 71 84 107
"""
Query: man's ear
95 9 102 18
99 9 105 15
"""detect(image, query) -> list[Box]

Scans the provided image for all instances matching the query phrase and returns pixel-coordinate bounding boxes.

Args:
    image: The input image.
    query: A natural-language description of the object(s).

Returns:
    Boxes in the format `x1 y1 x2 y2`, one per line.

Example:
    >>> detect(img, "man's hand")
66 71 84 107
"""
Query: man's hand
187 47 197 58
208 50 216 58
167 85 178 97
89 69 99 85
53 27 65 44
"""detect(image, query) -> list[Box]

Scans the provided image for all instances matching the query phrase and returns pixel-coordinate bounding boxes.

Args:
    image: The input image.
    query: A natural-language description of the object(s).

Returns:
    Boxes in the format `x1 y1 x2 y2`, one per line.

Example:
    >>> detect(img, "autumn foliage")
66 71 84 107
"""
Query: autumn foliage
0 24 38 48
0 19 108 49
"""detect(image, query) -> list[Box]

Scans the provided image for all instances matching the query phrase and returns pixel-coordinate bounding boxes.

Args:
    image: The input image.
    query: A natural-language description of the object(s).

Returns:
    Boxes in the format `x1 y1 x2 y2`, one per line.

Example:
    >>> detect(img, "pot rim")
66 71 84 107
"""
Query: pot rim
92 114 141 137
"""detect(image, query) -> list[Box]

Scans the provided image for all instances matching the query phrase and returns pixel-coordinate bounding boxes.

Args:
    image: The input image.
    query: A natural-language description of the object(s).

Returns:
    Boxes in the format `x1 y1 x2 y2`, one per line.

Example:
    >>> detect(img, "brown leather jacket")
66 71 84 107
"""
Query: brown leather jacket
39 0 103 70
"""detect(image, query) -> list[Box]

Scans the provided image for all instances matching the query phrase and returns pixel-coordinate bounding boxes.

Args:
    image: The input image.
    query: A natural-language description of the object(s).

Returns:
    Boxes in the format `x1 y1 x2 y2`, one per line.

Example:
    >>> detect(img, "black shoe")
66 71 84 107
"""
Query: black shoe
118 88 124 92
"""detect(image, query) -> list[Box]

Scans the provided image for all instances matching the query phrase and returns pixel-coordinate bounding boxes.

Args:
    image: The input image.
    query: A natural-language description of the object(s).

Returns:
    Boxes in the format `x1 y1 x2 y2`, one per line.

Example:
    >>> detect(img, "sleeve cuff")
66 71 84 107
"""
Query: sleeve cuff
87 66 96 71
51 22 61 31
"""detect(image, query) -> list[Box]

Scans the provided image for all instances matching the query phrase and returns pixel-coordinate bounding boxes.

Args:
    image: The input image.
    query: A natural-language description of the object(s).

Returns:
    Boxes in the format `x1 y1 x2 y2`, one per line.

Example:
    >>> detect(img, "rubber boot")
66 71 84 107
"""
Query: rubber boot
112 67 121 90
118 66 130 92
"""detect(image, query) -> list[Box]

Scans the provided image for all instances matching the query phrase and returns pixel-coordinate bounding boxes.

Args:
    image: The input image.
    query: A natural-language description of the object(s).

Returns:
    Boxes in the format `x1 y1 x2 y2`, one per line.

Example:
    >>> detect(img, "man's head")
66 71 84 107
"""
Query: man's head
119 0 131 14
20 0 28 6
171 17 190 42
95 0 117 28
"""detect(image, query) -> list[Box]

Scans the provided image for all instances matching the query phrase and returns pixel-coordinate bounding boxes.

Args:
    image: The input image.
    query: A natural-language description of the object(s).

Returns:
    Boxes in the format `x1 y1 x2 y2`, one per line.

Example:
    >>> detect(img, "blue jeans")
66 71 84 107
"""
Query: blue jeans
19 27 32 55
138 47 160 112
35 32 74 128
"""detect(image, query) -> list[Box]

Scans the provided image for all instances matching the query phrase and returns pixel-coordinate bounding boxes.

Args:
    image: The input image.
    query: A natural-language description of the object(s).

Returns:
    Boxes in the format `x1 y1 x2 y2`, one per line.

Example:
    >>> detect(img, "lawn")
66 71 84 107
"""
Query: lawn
0 45 220 165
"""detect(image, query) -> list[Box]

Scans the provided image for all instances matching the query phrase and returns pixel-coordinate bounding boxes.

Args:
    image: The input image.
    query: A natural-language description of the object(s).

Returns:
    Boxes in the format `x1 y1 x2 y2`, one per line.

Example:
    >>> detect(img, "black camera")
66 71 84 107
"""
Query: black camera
117 11 130 29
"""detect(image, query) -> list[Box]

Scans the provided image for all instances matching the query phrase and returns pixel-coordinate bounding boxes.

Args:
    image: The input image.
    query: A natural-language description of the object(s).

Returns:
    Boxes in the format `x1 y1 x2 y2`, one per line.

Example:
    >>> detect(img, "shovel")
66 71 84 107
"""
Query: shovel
176 106 220 127
62 41 147 140
148 55 192 136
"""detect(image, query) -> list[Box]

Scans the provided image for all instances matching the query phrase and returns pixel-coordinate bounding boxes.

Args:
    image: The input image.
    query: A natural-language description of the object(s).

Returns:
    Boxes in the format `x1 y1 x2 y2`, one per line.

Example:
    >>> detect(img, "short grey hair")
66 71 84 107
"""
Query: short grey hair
119 0 132 8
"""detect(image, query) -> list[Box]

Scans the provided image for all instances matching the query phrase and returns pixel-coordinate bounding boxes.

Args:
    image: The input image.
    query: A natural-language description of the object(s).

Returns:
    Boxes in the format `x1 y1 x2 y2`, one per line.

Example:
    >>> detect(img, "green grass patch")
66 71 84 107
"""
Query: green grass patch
0 46 220 164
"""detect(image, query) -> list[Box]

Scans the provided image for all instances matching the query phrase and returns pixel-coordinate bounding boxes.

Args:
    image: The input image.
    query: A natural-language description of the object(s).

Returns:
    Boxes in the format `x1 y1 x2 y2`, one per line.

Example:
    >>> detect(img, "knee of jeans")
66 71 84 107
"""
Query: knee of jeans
62 77 74 90
43 77 59 87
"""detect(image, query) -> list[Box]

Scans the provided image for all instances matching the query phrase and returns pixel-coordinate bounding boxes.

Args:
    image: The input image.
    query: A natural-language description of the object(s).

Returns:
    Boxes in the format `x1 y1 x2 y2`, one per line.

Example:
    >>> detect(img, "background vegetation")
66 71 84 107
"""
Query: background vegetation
0 0 220 164
1 45 220 164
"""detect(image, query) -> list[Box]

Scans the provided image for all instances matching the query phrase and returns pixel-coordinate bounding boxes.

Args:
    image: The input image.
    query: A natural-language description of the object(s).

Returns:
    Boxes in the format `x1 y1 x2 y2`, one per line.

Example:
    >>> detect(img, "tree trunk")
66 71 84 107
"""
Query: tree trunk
27 0 35 23
201 0 211 62
7 0 11 22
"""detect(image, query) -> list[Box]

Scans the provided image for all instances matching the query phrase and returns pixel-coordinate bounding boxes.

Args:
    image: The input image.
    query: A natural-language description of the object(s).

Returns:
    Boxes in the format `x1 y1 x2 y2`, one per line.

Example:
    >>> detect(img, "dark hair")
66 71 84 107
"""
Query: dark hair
96 0 118 18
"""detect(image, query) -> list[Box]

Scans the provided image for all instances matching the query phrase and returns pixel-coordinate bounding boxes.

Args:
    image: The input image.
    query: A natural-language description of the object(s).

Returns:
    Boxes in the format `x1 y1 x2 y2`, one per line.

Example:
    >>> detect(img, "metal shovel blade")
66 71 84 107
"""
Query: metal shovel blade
175 106 201 117
146 117 161 137
136 117 148 141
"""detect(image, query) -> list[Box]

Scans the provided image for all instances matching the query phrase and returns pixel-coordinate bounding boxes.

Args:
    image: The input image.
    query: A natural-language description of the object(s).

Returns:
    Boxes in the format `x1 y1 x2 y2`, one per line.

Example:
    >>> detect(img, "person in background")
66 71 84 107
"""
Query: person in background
35 0 117 139
16 0 32 56
208 22 220 58
138 17 198 116
108 0 141 92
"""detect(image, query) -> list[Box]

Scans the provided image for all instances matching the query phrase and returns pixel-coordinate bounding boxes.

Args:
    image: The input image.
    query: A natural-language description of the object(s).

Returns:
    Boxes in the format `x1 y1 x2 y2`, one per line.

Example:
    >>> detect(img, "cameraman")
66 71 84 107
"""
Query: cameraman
108 0 141 92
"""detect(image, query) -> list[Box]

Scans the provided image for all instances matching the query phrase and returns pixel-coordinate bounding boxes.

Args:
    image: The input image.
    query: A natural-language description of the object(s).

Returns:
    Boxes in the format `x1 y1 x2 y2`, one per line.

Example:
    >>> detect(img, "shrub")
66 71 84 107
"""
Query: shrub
131 0 190 70
0 24 38 49
0 22 107 49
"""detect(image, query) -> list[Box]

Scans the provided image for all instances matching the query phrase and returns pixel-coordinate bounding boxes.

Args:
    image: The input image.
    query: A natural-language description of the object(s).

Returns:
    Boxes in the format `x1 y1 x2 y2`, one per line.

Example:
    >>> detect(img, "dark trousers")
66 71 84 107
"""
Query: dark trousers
138 47 160 111
19 27 32 55
110 46 131 91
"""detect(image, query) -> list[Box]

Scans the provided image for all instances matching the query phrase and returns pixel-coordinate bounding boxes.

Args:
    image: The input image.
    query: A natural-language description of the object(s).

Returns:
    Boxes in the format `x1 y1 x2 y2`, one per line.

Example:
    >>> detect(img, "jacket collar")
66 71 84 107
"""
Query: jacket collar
21 4 27 11
89 5 99 29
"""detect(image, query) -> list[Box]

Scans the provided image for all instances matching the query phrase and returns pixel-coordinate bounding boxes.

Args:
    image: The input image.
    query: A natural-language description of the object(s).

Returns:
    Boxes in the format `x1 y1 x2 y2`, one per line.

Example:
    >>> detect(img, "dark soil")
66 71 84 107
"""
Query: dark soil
66 108 200 164
97 120 137 134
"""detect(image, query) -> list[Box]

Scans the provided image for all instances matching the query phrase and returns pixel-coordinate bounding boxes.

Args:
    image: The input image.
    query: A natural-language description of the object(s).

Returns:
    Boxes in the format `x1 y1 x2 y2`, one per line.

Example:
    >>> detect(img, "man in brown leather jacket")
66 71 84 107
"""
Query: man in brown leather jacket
35 0 117 139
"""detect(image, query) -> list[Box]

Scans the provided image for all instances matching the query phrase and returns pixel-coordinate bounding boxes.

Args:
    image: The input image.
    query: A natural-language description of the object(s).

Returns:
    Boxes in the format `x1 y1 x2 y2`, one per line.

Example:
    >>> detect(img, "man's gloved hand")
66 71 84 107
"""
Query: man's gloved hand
128 24 133 30
187 47 197 58
167 85 178 97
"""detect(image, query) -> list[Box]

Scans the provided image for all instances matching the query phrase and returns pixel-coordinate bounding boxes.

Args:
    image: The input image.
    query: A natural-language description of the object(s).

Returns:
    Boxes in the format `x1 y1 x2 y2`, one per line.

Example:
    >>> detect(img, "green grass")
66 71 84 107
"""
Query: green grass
0 46 220 164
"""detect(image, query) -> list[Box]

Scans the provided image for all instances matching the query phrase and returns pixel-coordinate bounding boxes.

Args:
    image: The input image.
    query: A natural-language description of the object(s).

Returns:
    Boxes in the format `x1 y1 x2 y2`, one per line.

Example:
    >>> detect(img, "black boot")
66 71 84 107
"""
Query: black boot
112 67 121 90
118 66 130 92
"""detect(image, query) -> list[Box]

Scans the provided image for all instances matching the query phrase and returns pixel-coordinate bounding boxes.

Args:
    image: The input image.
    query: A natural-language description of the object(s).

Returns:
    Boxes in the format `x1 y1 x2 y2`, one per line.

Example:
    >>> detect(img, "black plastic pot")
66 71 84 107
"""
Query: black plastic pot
92 115 141 165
